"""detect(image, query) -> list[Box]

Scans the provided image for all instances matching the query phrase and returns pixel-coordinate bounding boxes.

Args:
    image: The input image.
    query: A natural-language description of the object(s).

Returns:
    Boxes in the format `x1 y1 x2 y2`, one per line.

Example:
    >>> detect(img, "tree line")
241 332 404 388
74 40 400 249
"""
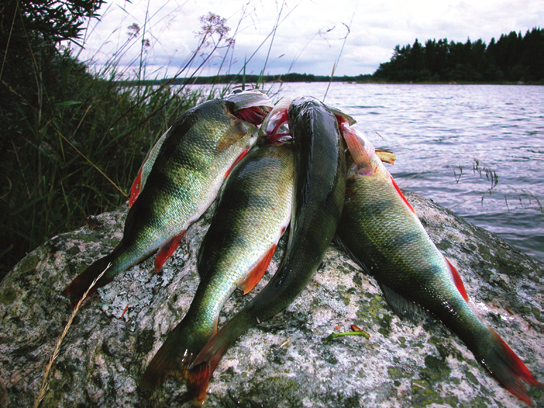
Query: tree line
120 72 374 86
373 28 544 83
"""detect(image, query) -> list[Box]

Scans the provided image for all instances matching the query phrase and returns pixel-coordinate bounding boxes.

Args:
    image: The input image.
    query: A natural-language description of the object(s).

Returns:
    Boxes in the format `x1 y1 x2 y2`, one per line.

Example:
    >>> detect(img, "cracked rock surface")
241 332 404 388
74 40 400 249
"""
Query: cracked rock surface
0 191 542 407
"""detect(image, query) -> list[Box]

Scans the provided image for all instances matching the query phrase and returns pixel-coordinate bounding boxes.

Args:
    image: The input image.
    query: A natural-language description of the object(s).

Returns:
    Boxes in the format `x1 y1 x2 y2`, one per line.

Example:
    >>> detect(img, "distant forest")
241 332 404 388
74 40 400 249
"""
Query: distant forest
120 72 373 87
374 28 544 83
122 28 544 86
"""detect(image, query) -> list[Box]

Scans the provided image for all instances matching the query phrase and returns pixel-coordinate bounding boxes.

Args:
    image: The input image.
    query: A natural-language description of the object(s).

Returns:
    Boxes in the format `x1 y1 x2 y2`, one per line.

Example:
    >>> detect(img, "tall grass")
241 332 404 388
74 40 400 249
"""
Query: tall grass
0 0 339 281
0 5 243 281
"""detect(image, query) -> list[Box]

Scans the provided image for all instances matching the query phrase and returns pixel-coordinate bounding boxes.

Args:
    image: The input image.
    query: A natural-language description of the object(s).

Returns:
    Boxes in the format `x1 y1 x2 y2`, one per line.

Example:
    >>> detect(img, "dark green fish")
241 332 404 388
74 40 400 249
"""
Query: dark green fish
335 125 540 406
140 141 295 399
63 90 273 308
191 96 347 403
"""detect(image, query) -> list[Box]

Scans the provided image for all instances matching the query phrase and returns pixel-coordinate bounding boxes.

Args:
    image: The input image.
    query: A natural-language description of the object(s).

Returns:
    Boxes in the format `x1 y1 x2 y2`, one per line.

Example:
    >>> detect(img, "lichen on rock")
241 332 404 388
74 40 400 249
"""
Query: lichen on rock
0 191 542 407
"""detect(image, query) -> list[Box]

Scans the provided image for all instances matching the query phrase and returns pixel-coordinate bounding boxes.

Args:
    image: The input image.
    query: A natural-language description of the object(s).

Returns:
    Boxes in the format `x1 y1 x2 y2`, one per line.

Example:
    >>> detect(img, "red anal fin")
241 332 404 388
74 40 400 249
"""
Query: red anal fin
224 148 249 179
390 176 415 213
445 257 468 301
128 167 143 208
239 245 276 294
154 231 186 272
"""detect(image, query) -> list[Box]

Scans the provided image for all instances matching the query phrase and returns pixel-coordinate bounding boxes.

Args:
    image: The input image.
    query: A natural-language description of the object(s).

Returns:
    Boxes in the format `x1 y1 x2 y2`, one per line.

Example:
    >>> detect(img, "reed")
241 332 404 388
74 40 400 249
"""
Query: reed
0 4 240 281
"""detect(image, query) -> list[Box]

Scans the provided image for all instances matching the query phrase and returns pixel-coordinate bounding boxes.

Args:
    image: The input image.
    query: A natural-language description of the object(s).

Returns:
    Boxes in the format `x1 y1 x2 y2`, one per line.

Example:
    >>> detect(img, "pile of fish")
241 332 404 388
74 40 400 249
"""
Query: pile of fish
63 90 541 406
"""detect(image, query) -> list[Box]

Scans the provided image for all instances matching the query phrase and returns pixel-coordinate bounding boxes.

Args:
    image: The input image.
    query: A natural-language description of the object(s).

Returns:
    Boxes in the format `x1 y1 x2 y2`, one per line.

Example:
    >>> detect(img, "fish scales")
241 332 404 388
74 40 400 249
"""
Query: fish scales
340 171 483 337
336 128 540 406
191 96 347 403
141 143 294 394
64 92 272 307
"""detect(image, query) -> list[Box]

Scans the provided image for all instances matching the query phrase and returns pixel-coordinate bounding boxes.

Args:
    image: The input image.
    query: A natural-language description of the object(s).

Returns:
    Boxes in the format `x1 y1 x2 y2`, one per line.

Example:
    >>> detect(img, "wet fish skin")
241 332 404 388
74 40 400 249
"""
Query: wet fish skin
128 90 272 207
140 143 295 397
63 91 272 308
191 96 347 403
335 128 540 406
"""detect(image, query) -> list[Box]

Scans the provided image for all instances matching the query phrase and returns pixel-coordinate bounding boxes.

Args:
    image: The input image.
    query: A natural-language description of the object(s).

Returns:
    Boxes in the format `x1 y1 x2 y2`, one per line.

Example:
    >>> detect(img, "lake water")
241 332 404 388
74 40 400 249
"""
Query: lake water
195 83 544 262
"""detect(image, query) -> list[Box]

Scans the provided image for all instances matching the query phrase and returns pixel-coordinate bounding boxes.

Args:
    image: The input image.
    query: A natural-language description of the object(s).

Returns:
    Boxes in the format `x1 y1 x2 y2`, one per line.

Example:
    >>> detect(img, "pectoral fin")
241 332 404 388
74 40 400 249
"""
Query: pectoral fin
375 149 396 164
128 168 143 207
216 122 248 152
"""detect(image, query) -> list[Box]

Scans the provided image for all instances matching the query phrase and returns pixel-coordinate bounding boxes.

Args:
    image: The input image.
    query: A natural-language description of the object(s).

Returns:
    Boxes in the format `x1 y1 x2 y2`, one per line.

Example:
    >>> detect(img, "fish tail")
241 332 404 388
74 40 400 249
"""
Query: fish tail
190 311 255 399
478 328 541 406
141 318 215 392
63 253 116 308
185 362 213 405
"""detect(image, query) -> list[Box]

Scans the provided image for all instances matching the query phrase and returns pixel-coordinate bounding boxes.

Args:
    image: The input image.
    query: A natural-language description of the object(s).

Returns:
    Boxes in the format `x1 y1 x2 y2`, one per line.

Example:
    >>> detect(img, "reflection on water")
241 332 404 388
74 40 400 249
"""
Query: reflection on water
192 83 544 262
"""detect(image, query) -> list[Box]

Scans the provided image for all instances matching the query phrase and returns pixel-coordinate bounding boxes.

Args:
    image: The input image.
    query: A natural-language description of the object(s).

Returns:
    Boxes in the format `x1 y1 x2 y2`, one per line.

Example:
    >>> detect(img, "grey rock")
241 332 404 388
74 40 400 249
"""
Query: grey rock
0 192 542 408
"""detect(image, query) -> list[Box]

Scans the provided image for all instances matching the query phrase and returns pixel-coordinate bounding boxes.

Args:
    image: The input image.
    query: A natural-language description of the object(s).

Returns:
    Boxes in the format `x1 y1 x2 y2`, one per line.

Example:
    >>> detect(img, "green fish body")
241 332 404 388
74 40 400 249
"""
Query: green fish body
141 142 295 396
191 97 347 403
335 126 540 406
64 91 272 307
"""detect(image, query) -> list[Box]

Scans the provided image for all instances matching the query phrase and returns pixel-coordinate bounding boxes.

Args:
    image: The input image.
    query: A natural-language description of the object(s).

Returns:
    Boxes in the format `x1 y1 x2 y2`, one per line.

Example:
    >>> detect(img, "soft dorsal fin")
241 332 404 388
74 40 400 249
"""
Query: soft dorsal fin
445 257 468 301
238 245 277 294
390 176 415 213
380 283 429 323
154 231 186 272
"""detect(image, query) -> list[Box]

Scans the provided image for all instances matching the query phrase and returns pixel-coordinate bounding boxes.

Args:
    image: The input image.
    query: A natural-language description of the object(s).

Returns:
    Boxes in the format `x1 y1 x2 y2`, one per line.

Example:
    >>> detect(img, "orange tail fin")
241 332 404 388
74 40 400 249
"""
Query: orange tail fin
481 329 541 406
185 362 215 405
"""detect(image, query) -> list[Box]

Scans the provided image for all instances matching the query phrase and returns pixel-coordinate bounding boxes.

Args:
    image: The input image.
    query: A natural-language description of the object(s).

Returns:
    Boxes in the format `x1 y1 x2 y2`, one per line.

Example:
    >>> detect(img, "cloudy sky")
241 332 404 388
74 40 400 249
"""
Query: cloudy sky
76 0 543 79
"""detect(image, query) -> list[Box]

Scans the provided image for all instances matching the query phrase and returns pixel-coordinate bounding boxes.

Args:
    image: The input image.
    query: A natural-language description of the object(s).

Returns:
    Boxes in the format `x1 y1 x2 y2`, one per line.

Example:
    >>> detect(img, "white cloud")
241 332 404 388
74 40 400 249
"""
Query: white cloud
74 0 544 78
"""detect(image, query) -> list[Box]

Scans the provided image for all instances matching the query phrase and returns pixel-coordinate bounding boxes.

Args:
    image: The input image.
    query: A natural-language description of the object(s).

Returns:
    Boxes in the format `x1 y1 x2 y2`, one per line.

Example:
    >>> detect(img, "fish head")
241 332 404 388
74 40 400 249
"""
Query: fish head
259 96 295 145
342 126 377 176
224 89 274 127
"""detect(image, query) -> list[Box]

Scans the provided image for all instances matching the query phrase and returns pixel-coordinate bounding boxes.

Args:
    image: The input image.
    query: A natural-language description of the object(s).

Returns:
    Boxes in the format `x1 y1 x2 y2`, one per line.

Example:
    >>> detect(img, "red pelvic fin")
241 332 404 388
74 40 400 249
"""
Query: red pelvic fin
485 329 541 406
390 176 415 213
128 167 143 208
445 257 468 301
154 231 186 272
225 148 249 179
239 245 276 294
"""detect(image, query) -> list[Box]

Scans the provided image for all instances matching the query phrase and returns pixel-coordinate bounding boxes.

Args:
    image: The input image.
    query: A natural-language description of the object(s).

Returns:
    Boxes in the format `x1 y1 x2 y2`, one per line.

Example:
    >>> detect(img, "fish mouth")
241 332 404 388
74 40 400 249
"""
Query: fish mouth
225 89 274 126
259 96 295 145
